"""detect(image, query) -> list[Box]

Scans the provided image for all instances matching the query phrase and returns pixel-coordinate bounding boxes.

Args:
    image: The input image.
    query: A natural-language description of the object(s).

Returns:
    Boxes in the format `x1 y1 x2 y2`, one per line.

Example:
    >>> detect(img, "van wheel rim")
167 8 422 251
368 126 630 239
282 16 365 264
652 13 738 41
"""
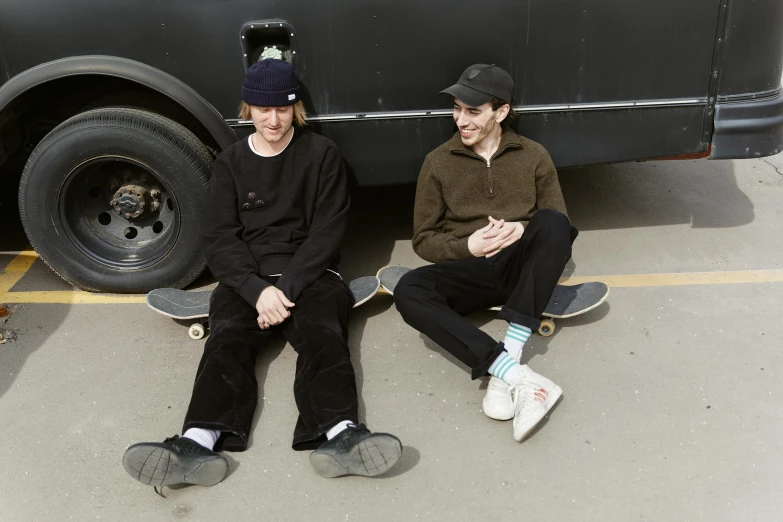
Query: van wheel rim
58 156 180 270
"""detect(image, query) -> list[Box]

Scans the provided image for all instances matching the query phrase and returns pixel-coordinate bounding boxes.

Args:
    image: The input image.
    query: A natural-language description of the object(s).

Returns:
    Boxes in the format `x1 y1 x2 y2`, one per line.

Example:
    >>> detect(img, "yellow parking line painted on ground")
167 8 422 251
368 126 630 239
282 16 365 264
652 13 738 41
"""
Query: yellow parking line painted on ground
0 248 146 304
1 264 782 305
0 248 38 296
561 269 783 287
1 291 146 304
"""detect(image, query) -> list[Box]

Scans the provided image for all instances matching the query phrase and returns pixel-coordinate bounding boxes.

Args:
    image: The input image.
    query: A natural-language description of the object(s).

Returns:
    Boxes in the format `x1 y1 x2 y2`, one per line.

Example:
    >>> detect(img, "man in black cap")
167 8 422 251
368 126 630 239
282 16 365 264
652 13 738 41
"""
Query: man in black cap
394 64 578 442
122 59 402 490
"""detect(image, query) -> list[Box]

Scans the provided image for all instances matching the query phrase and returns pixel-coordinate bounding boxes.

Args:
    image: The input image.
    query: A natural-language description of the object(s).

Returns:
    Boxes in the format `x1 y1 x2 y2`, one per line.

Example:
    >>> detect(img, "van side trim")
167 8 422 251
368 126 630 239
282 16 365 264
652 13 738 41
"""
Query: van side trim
226 97 707 126
716 87 782 103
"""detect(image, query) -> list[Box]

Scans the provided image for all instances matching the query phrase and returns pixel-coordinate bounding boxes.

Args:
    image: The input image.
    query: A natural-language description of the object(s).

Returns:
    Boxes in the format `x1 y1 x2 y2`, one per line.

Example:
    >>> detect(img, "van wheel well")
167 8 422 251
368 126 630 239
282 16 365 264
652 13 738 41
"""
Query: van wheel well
0 75 220 165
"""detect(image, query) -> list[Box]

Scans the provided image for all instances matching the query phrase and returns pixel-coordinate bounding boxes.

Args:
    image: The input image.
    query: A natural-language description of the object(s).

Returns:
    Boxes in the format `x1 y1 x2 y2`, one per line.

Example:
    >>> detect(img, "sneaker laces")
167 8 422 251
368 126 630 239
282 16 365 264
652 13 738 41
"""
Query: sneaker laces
165 434 215 456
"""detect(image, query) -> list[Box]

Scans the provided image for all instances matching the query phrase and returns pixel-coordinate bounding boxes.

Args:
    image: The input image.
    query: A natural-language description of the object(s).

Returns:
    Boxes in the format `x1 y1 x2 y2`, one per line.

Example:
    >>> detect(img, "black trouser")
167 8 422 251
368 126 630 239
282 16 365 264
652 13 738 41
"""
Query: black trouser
182 272 357 452
395 209 578 380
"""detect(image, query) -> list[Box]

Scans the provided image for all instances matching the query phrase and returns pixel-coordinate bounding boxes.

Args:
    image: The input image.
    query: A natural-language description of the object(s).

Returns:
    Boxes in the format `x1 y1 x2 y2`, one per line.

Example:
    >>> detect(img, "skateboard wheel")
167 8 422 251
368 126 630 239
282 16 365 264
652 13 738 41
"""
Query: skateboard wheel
188 323 206 340
538 319 555 337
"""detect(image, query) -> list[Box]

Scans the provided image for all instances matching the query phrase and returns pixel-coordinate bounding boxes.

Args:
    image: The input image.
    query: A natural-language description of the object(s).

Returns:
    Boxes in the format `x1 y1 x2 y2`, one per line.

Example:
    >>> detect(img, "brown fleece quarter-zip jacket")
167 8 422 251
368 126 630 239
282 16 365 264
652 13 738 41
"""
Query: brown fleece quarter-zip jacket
412 128 567 263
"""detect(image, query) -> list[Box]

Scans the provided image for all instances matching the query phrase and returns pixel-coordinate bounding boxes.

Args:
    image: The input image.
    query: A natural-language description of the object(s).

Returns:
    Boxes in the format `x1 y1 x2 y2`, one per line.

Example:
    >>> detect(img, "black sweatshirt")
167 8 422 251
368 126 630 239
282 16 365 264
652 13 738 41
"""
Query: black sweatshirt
202 129 350 306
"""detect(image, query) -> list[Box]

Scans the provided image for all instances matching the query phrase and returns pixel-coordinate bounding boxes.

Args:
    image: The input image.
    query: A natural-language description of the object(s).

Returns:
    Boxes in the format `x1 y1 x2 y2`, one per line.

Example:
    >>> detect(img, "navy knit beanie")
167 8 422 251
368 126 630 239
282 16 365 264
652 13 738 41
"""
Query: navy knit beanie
241 59 300 107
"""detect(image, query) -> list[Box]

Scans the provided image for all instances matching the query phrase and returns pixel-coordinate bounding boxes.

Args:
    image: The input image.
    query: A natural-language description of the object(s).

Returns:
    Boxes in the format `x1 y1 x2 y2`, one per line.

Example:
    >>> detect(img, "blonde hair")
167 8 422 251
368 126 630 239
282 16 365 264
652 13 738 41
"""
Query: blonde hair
239 100 307 126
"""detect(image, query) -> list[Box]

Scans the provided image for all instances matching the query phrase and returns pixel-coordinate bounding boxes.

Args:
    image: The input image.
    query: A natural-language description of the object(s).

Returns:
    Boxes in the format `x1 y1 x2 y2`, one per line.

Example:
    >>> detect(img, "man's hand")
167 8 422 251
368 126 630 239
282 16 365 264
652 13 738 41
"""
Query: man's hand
484 217 524 257
255 287 295 329
468 216 524 258
468 218 504 256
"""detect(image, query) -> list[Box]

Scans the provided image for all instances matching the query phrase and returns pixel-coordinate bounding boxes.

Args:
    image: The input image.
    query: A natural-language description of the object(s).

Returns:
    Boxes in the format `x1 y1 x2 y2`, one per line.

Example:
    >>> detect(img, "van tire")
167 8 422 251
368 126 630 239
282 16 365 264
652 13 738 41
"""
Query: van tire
18 108 213 293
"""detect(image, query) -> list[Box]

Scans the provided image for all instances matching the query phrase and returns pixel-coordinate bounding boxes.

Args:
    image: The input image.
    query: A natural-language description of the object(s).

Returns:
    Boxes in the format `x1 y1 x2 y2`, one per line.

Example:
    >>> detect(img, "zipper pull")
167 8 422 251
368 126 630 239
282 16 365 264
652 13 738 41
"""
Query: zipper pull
486 160 490 168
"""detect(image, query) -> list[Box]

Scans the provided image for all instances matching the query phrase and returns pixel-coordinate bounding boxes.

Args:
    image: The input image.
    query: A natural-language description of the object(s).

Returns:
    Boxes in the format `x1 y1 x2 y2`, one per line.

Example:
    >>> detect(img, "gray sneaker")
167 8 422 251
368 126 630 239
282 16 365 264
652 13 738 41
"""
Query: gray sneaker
309 423 402 478
122 435 228 487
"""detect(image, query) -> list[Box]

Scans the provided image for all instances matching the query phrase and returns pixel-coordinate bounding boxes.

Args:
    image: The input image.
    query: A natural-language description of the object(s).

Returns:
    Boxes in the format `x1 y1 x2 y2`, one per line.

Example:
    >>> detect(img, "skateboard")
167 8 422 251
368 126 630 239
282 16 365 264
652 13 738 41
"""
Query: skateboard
338 265 409 304
146 288 211 339
331 266 408 304
147 276 384 340
374 265 609 337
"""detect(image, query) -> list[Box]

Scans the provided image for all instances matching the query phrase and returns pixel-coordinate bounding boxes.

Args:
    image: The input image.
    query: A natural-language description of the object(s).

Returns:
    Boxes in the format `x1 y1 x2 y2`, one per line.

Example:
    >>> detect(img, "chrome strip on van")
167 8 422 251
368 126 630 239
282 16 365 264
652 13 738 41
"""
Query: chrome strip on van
226 97 707 126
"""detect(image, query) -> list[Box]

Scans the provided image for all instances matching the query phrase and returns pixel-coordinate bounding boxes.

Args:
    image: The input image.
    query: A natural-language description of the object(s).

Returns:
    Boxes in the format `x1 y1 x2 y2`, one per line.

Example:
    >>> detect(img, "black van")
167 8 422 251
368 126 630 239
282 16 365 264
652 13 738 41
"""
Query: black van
1 0 781 292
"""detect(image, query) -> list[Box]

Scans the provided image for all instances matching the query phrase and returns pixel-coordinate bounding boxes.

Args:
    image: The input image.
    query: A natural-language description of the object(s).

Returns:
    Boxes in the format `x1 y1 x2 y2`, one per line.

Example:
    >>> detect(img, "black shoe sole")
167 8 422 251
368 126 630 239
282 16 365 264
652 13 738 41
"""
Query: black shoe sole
309 433 403 478
122 442 228 487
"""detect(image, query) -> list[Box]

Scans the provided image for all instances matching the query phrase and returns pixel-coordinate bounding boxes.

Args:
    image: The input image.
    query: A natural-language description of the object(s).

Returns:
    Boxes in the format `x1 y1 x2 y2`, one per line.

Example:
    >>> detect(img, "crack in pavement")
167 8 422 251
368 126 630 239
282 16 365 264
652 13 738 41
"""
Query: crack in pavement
761 157 783 177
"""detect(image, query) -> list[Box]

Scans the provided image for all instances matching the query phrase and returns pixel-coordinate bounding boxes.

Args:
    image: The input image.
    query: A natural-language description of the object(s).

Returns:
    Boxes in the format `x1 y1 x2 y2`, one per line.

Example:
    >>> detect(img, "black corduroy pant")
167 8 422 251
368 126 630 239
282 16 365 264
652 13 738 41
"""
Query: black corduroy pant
182 272 357 451
395 209 578 379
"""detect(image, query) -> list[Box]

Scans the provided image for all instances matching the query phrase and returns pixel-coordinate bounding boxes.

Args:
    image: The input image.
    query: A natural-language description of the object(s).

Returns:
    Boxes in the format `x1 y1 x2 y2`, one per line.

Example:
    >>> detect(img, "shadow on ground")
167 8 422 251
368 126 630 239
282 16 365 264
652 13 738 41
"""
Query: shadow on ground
0 164 70 404
339 184 416 280
560 159 753 231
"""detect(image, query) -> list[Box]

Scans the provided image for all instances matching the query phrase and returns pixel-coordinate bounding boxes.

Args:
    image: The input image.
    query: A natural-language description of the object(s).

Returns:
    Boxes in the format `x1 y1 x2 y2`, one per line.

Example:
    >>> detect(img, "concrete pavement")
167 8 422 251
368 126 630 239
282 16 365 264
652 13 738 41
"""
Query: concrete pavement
0 153 781 521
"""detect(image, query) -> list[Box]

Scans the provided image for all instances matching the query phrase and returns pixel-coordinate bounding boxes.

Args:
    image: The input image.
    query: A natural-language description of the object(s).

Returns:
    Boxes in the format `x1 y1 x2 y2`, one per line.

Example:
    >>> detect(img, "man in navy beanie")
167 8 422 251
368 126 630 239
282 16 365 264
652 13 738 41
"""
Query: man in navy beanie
122 59 403 490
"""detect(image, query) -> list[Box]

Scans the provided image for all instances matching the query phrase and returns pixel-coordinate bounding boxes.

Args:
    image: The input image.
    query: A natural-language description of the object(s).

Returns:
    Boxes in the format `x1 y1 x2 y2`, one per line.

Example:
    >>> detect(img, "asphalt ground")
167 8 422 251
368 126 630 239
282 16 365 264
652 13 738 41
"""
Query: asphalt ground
0 152 782 521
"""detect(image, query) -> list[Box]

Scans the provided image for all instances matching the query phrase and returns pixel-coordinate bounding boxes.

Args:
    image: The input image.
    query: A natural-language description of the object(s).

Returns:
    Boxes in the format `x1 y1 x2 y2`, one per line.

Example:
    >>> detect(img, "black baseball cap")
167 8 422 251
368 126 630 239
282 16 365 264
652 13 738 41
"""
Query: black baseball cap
440 64 514 107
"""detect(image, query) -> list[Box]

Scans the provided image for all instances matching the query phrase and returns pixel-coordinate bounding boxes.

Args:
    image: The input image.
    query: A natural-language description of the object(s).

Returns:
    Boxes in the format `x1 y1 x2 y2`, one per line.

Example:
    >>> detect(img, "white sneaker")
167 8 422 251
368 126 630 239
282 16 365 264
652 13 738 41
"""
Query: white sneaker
482 376 514 420
511 365 563 442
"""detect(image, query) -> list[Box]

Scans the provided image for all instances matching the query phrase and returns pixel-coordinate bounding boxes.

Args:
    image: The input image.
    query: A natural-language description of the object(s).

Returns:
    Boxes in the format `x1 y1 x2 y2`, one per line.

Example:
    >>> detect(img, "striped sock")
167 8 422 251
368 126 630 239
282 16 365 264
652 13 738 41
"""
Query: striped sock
503 323 532 362
488 351 523 385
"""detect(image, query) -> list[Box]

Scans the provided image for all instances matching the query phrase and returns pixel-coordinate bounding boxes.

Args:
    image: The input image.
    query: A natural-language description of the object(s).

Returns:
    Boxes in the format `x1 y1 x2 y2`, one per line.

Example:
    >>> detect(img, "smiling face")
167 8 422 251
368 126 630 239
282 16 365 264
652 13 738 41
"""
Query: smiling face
452 98 510 149
249 105 295 144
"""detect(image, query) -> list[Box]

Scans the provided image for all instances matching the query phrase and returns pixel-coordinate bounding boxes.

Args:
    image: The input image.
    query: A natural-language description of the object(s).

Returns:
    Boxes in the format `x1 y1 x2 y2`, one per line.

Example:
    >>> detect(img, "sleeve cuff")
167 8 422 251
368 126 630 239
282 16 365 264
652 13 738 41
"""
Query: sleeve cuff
448 238 472 260
275 273 306 302
237 275 271 308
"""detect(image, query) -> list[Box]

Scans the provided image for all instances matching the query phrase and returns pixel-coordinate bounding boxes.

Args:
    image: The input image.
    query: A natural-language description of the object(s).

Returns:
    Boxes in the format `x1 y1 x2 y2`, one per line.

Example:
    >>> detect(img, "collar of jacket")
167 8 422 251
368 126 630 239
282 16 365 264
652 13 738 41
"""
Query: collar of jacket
447 127 524 161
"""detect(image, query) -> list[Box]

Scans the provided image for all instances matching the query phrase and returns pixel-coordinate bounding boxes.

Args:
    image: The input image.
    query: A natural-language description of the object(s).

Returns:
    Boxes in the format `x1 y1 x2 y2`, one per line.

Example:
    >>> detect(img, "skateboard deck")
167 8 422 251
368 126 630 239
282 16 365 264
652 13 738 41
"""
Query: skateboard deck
375 265 609 337
376 265 410 295
348 276 381 307
147 276 383 339
489 282 609 318
146 288 210 339
147 287 210 320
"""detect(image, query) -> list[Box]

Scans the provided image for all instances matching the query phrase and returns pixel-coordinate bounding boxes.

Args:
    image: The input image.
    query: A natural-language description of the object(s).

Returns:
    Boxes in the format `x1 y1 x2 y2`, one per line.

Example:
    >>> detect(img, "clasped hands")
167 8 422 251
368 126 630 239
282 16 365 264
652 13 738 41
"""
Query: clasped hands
468 216 524 258
255 286 295 330
254 216 522 327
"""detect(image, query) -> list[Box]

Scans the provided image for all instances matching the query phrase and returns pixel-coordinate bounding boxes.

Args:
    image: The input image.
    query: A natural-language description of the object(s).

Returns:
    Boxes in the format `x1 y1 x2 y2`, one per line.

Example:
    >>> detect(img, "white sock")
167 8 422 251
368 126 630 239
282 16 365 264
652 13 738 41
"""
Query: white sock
326 420 353 440
182 428 220 450
503 323 532 361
